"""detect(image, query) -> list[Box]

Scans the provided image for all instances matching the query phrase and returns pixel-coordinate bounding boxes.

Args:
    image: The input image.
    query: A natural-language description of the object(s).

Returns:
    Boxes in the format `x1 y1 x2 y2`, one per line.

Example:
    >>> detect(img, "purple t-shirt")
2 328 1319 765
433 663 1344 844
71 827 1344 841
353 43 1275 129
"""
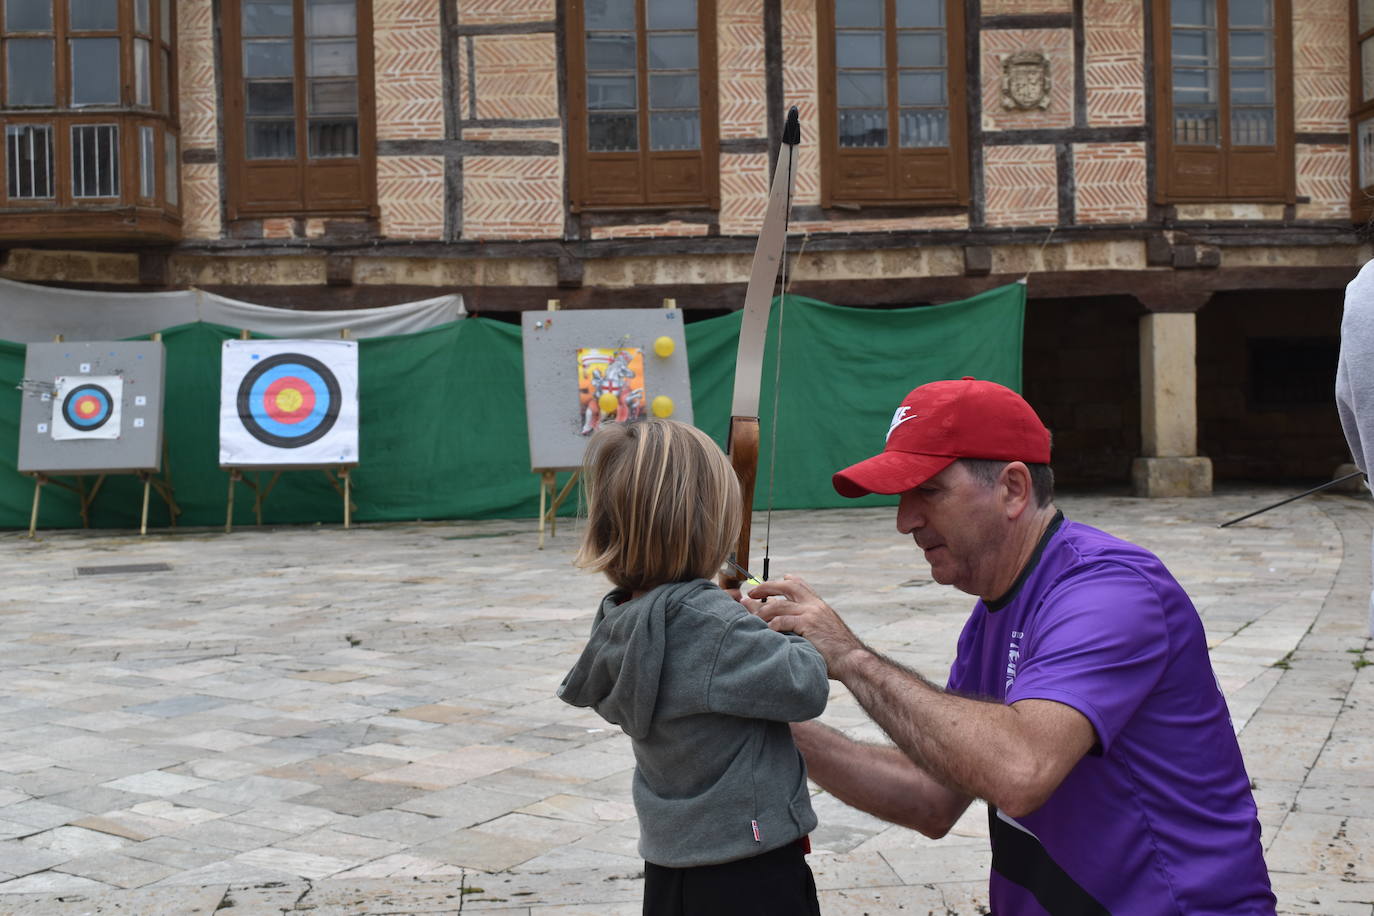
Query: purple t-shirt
946 514 1275 915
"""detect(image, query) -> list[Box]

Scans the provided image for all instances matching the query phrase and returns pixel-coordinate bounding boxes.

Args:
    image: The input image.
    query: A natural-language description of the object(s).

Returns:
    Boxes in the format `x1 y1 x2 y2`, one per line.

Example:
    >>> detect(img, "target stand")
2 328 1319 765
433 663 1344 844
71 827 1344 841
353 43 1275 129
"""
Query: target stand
223 464 357 533
534 467 580 549
219 332 361 532
18 337 177 536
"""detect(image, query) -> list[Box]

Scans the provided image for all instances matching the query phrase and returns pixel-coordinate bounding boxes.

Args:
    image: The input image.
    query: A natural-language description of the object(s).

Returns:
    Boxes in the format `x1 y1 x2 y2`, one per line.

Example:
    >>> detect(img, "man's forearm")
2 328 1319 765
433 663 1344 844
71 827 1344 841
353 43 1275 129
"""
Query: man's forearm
792 720 970 838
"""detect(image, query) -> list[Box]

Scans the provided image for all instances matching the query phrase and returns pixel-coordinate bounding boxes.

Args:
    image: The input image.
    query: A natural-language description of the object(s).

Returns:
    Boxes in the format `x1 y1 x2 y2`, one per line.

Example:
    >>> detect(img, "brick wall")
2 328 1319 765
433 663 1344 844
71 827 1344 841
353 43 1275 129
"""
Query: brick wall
1074 142 1147 224
1083 0 1144 127
377 157 446 239
984 145 1058 227
374 0 444 141
461 156 563 240
178 0 220 240
981 30 1075 133
983 0 1072 15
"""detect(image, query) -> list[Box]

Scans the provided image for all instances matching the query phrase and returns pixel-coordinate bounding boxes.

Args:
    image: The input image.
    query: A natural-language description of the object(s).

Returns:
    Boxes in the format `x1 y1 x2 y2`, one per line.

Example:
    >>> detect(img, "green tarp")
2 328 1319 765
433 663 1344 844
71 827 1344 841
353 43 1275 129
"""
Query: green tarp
0 282 1025 529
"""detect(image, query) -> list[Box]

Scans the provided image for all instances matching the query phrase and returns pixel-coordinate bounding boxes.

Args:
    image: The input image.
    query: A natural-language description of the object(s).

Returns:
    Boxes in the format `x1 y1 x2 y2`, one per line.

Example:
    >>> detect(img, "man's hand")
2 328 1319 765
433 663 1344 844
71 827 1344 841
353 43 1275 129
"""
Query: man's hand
742 575 866 674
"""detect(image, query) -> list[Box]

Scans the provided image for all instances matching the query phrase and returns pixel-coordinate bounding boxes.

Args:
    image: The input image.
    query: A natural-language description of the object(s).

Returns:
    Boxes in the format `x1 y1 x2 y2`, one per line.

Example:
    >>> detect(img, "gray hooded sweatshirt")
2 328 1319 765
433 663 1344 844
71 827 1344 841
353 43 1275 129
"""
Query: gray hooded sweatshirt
558 578 828 867
1337 256 1374 637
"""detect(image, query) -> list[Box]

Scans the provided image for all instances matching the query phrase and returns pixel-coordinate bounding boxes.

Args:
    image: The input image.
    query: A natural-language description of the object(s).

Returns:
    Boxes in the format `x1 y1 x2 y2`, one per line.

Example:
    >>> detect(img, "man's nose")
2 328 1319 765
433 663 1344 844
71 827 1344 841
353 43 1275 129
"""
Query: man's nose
896 493 922 533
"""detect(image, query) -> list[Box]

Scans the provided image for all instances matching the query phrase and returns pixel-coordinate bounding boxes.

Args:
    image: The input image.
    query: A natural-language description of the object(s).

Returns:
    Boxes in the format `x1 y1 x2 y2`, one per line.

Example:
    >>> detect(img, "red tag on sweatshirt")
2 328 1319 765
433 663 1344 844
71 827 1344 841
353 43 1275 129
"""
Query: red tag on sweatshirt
751 819 761 843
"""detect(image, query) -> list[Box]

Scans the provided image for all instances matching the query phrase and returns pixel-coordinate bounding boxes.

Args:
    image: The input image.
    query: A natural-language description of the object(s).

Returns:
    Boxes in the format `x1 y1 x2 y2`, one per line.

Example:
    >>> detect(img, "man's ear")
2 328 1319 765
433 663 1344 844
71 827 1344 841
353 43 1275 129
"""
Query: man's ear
1001 461 1034 519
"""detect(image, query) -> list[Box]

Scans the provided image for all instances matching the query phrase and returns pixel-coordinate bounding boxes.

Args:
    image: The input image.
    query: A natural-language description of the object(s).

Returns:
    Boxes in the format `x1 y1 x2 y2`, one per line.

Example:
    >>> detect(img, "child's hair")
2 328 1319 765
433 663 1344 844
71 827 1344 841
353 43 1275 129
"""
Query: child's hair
576 418 741 591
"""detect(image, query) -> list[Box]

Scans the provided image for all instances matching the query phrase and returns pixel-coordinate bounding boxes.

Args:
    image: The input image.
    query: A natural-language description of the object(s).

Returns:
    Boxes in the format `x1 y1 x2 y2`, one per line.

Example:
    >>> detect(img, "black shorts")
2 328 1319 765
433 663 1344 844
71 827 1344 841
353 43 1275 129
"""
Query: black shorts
642 840 821 916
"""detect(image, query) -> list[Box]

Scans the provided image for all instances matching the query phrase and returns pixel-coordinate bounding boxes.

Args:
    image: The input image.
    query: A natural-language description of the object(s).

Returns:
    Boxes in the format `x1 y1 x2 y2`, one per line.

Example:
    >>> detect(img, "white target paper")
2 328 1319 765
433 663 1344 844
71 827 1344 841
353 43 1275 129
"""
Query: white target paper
52 375 123 441
219 339 359 466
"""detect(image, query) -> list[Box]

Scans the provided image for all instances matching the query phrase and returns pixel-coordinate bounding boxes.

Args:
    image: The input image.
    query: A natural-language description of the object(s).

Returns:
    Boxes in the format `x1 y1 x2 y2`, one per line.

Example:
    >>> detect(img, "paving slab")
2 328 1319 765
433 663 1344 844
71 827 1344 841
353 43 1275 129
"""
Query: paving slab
0 488 1370 911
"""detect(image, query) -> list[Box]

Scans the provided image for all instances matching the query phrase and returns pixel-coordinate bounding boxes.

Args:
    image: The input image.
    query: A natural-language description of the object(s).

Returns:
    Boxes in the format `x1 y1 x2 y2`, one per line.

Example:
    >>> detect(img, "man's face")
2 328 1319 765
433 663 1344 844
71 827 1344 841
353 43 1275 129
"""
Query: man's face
895 461 1007 598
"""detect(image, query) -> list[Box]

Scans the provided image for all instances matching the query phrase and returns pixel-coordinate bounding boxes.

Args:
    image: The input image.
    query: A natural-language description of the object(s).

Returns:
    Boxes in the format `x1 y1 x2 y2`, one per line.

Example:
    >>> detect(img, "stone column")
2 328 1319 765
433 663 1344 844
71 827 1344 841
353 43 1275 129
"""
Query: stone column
1131 311 1212 497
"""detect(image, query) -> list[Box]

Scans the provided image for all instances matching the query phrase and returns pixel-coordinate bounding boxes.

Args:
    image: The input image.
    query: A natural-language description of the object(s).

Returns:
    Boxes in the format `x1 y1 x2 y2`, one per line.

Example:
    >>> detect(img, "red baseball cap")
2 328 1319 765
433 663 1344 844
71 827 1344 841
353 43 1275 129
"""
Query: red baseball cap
832 377 1051 498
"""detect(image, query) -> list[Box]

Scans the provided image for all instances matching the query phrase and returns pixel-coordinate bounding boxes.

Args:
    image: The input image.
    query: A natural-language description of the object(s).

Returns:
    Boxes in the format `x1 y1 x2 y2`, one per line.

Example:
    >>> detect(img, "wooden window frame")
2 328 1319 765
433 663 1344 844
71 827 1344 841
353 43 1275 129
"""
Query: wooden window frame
1152 0 1294 204
0 0 180 239
1350 0 1374 222
817 0 969 208
221 0 378 221
566 0 720 211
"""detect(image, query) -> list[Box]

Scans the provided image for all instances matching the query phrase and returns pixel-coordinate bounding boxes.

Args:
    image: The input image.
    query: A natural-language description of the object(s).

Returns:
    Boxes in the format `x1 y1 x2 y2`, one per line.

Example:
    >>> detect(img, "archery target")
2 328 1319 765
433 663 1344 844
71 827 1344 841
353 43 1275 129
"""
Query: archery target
220 339 358 466
52 375 123 440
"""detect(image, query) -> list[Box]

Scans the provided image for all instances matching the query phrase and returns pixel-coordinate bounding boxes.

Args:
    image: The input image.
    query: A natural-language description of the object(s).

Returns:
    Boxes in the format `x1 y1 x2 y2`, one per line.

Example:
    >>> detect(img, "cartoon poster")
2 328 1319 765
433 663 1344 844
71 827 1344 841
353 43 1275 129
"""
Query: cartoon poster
577 347 645 435
219 339 359 466
51 375 124 440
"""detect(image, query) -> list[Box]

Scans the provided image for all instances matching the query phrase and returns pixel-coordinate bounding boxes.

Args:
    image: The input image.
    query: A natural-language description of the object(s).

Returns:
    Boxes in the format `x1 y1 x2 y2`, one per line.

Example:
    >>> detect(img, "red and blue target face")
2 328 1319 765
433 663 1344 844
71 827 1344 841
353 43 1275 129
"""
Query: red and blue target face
236 353 341 448
61 384 114 431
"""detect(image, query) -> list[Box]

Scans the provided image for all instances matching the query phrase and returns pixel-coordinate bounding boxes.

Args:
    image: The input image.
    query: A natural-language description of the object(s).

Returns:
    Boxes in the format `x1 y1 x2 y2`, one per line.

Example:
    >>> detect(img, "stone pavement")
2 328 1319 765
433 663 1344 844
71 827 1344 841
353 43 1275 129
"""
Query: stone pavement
0 487 1371 915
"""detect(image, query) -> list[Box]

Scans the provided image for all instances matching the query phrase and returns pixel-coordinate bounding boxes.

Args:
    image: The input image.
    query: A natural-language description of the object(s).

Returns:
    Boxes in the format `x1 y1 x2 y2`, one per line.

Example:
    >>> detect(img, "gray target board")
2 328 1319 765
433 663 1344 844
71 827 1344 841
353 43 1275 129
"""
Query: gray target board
521 308 693 470
17 341 166 474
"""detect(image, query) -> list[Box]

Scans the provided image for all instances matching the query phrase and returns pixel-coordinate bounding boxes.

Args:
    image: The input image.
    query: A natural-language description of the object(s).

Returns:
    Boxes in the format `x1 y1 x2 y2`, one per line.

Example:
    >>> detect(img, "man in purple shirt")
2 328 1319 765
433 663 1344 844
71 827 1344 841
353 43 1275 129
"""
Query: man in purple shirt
744 378 1275 914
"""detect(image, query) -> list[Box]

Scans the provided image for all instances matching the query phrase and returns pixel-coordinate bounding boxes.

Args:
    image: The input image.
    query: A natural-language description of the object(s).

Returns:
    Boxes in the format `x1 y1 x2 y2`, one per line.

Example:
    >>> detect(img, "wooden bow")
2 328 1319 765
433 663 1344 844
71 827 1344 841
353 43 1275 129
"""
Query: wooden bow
722 107 801 591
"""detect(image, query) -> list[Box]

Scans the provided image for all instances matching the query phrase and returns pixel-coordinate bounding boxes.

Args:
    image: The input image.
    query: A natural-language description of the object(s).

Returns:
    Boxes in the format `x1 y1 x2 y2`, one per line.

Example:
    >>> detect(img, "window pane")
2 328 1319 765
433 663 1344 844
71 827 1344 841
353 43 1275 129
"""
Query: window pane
135 38 151 105
135 0 149 32
70 0 117 29
649 72 697 108
160 0 170 39
5 38 54 106
1172 29 1212 62
139 125 154 196
838 109 887 147
308 78 355 114
6 124 53 198
588 73 635 109
837 31 884 67
244 0 292 36
1228 31 1270 65
585 0 633 30
1230 69 1271 103
247 79 294 115
1171 0 1213 26
650 110 698 149
1174 109 1218 144
71 123 118 197
160 46 171 110
837 0 882 28
1172 67 1216 102
838 71 885 107
308 39 356 77
1363 0 1374 33
5 0 52 30
247 119 295 158
71 37 120 105
897 0 943 28
589 111 636 150
1360 117 1374 188
587 33 635 71
898 32 943 67
647 0 694 30
900 108 948 147
164 131 176 205
899 70 944 105
307 0 355 36
1364 39 1374 102
245 39 293 77
647 33 696 69
308 118 356 156
1231 108 1273 144
1228 0 1269 27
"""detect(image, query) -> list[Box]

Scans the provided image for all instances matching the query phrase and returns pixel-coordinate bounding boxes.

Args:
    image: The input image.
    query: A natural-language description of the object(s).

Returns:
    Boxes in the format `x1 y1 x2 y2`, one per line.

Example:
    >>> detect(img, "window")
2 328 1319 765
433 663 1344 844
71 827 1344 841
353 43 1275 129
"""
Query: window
0 0 180 239
817 0 968 207
1153 0 1292 201
222 0 376 218
567 0 719 209
1352 0 1374 217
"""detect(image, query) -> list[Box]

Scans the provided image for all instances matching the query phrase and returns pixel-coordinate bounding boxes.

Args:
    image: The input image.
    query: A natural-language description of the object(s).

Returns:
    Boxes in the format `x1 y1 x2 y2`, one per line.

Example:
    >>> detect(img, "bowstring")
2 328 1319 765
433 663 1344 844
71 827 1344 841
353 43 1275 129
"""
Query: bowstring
761 143 796 583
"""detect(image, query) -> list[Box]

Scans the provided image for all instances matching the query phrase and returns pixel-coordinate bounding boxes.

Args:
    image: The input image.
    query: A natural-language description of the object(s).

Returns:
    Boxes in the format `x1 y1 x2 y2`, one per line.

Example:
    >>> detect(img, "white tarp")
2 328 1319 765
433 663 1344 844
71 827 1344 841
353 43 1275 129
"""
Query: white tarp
0 275 465 343
219 339 359 467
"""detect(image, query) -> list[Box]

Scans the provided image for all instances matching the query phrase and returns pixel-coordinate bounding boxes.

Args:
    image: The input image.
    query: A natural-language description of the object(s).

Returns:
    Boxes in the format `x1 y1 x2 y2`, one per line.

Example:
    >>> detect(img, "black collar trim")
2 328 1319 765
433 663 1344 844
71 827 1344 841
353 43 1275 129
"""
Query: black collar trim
986 510 1065 612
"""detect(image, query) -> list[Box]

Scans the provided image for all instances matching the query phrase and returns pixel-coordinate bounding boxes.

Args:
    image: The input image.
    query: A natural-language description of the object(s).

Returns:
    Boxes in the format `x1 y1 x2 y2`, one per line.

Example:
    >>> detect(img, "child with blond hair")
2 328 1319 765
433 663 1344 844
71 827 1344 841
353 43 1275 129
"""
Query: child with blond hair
559 418 827 915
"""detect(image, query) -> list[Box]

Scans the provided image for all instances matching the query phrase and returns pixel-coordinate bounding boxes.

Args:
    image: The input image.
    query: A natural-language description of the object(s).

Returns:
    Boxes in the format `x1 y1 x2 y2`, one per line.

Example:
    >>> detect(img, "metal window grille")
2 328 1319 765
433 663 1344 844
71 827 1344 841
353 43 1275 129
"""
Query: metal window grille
5 124 54 199
71 123 119 198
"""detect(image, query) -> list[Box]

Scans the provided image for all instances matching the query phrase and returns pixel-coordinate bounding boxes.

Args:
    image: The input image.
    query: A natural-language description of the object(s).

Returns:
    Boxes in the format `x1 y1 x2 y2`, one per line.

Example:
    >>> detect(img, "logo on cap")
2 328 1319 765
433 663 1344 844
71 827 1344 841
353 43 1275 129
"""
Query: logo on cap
887 405 918 442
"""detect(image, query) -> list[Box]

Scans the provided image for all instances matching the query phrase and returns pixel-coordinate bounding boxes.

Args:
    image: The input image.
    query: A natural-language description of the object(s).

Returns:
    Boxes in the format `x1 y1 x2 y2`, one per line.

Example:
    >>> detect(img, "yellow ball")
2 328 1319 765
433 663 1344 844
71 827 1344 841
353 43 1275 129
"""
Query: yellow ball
598 392 619 414
653 335 675 358
651 395 674 418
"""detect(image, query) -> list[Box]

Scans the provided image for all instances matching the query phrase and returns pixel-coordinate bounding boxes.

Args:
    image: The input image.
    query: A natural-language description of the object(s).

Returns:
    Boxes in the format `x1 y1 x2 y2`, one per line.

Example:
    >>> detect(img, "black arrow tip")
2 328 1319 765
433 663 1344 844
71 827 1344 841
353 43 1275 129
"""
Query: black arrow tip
782 106 800 145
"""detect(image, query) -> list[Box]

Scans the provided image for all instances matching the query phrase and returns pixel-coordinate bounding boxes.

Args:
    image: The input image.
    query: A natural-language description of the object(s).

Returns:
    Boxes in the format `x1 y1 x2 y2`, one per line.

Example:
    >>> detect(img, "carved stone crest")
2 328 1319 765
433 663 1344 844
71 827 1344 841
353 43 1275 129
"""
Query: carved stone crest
1001 51 1051 111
